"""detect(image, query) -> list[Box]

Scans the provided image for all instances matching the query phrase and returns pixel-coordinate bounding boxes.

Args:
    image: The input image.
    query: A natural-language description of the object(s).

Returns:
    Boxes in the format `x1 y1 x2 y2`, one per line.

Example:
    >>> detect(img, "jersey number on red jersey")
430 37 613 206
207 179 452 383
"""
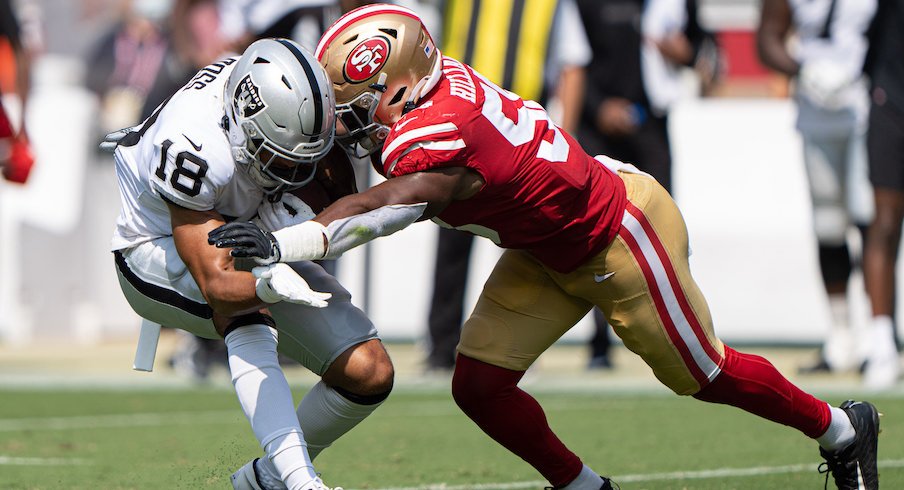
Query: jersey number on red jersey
476 73 570 164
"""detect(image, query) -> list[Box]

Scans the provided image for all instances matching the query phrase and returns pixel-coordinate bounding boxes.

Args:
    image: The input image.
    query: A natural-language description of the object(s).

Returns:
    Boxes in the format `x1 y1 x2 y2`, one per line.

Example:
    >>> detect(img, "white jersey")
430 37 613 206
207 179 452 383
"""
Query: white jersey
790 0 875 70
111 57 264 251
790 0 876 133
108 55 381 378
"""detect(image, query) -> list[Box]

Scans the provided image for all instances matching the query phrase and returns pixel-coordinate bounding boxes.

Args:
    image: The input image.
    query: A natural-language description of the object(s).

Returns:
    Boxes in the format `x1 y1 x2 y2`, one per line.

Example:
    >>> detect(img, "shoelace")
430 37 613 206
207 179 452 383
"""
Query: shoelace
818 461 832 490
313 473 343 490
818 452 856 490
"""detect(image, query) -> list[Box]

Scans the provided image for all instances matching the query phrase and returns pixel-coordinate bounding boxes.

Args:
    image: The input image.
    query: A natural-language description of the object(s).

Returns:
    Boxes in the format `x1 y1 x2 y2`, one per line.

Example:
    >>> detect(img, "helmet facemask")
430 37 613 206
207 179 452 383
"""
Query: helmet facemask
225 101 326 196
334 74 392 157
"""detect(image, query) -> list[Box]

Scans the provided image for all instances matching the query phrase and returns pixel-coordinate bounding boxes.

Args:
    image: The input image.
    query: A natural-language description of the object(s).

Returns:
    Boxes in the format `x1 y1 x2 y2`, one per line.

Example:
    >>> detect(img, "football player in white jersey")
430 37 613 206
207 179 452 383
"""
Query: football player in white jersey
105 38 393 490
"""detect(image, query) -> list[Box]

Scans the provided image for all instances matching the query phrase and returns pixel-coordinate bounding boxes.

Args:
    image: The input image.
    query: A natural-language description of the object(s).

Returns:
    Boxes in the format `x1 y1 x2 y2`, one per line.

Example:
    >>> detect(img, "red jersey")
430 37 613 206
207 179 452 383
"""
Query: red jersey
380 57 627 273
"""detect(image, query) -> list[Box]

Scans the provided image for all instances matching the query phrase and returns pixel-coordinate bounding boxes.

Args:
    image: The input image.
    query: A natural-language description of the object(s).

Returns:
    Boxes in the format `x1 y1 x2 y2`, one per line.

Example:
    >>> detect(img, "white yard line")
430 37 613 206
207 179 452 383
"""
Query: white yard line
351 459 904 490
0 456 90 466
1 409 902 488
0 399 614 432
0 410 238 431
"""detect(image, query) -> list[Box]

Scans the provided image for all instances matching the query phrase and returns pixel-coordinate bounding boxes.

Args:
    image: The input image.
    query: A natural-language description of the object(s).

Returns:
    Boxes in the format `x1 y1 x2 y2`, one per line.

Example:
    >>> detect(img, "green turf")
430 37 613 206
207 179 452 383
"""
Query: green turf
0 386 901 489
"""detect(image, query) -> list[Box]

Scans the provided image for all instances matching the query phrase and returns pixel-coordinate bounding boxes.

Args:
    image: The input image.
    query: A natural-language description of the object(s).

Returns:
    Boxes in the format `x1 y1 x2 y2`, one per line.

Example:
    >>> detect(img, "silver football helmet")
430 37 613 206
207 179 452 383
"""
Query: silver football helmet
225 38 336 194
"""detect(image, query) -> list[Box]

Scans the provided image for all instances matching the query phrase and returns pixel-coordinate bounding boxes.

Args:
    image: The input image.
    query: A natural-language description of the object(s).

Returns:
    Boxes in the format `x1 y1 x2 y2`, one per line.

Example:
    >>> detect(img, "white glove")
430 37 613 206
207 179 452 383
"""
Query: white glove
99 126 138 152
252 263 331 307
256 194 317 232
798 60 855 110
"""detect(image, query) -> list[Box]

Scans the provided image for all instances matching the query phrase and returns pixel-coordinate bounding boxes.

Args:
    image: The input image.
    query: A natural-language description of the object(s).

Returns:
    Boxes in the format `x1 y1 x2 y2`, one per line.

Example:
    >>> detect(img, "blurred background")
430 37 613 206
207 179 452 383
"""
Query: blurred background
0 0 899 382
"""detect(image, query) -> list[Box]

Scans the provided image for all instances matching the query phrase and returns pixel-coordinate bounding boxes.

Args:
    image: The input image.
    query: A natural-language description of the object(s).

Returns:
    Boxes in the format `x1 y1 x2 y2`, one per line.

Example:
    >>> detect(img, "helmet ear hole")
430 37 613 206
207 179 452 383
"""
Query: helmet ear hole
388 87 406 106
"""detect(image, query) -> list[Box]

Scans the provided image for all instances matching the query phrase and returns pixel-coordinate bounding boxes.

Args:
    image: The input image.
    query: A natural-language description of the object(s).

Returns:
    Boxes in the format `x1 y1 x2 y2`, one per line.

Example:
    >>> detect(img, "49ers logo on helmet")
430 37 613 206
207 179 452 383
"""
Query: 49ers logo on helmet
344 37 391 83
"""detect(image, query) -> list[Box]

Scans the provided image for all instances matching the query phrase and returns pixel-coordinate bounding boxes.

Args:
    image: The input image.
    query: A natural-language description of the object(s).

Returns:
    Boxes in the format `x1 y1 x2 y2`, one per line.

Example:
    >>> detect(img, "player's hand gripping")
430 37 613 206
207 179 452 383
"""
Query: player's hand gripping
98 126 138 152
208 221 281 265
252 263 331 307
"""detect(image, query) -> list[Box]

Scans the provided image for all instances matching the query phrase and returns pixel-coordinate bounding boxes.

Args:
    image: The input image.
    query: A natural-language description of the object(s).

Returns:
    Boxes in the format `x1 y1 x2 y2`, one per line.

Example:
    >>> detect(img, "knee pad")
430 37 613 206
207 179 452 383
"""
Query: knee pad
818 243 853 285
333 385 391 405
812 207 849 245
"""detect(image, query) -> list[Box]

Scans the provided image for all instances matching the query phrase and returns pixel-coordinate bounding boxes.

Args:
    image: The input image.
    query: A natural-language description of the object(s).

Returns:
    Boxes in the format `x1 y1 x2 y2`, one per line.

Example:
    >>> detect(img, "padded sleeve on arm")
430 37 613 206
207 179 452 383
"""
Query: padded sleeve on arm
322 202 427 259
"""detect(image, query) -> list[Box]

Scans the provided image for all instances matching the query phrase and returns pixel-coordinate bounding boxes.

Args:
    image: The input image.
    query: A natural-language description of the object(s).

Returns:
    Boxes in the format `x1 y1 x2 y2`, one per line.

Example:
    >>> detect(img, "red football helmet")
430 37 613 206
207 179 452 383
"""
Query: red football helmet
316 4 442 156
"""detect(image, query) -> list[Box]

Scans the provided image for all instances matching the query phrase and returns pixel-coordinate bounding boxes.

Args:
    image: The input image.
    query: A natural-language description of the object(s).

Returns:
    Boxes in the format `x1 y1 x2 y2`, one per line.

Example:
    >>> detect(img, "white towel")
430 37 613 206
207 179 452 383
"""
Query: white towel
640 0 687 116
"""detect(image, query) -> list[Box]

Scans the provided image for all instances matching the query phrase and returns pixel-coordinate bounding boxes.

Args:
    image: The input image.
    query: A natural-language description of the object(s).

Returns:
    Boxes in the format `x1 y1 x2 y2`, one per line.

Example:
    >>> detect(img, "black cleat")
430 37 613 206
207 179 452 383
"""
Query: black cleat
818 400 880 490
587 354 614 371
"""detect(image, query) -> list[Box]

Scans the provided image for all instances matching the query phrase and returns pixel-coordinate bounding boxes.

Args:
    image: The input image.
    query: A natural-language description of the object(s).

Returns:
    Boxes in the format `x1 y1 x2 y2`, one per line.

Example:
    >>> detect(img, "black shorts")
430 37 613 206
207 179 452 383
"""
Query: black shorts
868 100 904 191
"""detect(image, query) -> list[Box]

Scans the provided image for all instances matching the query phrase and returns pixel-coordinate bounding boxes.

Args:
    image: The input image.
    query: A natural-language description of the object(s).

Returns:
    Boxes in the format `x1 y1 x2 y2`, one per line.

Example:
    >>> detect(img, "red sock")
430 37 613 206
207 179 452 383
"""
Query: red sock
694 346 831 438
452 355 583 487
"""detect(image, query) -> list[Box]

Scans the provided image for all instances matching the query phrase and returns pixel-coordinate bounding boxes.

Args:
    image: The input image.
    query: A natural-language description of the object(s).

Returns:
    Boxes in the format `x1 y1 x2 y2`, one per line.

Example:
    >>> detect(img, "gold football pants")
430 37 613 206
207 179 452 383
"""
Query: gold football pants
458 171 725 395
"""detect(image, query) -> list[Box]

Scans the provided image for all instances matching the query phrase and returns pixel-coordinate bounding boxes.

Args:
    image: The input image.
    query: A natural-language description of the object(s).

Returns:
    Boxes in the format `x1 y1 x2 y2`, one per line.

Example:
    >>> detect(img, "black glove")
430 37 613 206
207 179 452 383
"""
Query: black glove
208 221 281 264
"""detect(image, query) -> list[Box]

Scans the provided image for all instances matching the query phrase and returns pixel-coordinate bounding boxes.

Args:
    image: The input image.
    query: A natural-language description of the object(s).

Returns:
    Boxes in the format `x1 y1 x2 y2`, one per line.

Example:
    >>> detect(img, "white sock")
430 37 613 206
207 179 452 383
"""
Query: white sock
869 315 899 361
226 326 317 490
823 295 857 370
827 294 849 329
561 464 604 490
297 381 386 460
816 404 856 451
254 381 387 486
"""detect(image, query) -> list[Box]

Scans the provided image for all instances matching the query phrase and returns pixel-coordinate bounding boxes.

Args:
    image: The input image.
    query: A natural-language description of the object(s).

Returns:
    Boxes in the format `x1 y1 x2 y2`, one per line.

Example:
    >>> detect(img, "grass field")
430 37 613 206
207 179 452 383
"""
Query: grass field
1 341 902 489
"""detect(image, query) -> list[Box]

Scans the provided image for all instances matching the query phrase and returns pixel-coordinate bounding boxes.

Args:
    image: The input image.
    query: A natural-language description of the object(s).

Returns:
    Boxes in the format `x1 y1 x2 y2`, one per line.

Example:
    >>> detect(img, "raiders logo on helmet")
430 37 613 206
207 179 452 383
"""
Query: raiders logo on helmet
344 37 391 83
234 74 267 118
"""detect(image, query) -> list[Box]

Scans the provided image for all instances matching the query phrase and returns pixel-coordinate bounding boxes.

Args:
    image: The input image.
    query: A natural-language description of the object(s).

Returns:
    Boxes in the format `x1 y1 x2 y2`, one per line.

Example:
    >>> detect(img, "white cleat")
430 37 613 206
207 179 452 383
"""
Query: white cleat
231 459 273 490
824 325 859 372
863 321 900 390
231 460 342 490
299 476 343 490
864 353 900 390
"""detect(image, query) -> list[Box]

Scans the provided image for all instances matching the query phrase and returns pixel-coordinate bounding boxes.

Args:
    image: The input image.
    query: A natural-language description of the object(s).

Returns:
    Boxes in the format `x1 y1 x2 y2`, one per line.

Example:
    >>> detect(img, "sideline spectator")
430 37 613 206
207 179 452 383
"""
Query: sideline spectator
217 0 375 53
758 0 878 378
85 0 173 138
861 0 904 390
0 0 36 184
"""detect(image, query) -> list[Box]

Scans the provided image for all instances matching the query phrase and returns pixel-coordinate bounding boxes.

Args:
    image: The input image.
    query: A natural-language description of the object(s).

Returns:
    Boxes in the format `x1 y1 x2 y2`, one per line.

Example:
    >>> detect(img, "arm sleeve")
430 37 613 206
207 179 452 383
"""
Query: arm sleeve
322 203 427 259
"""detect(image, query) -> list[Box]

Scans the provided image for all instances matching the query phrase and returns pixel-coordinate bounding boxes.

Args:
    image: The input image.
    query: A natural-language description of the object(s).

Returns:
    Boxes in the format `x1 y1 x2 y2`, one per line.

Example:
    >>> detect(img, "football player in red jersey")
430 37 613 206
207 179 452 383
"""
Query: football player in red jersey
210 5 880 489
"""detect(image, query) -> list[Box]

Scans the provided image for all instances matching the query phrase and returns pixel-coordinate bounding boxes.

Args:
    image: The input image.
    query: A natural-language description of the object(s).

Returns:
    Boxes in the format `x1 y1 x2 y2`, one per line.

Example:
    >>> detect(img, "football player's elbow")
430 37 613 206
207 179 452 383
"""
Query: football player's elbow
206 296 242 317
200 277 254 317
207 297 257 318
